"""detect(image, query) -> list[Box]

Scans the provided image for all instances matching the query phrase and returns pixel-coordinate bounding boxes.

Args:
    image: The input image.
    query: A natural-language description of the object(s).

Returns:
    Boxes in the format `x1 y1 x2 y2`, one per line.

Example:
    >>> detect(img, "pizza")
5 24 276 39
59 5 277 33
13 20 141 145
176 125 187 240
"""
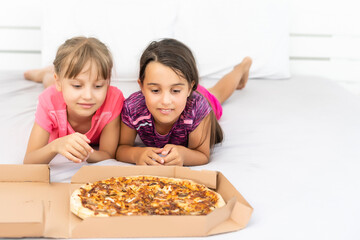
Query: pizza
70 175 225 219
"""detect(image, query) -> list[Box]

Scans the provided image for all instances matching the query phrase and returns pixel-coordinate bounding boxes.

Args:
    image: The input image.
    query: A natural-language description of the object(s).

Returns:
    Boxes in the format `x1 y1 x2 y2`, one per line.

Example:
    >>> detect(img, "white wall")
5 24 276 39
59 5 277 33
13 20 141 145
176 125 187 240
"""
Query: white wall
1 0 360 94
0 0 42 70
289 0 360 94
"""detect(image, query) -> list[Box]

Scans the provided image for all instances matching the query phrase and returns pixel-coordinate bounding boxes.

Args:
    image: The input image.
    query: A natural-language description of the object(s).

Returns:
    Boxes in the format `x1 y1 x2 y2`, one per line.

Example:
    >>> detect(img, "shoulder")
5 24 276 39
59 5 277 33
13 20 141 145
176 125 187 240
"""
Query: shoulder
184 91 211 116
122 91 150 128
38 85 65 110
107 86 125 99
181 91 212 129
102 86 125 109
124 91 145 107
38 85 59 100
123 91 147 113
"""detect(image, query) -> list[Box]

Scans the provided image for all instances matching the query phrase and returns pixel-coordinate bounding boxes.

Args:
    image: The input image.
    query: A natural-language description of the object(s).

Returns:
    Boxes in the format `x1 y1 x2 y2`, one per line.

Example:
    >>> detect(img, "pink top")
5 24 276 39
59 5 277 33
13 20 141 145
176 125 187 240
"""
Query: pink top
35 85 125 144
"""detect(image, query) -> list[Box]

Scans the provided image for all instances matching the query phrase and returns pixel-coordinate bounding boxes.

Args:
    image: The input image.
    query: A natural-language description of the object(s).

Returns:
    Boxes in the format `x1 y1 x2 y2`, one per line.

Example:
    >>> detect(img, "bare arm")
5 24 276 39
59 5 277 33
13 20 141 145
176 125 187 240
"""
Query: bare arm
116 121 163 165
162 114 211 166
24 123 56 164
24 123 94 164
86 115 120 163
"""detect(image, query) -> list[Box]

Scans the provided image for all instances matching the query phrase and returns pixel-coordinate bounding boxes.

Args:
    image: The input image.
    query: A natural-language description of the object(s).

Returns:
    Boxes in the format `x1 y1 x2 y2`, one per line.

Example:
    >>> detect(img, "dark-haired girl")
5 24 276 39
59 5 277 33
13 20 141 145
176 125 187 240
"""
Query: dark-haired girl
116 38 252 166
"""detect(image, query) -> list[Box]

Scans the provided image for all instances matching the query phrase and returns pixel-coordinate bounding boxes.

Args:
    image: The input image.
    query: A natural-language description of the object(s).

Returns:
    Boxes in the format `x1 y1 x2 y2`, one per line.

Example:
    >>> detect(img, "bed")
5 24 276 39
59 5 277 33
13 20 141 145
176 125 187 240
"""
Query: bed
0 70 359 239
1 0 360 239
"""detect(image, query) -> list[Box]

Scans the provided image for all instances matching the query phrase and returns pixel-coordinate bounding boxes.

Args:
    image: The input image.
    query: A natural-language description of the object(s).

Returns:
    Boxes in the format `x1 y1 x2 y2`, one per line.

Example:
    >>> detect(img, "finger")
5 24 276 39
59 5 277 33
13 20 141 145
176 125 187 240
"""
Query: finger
146 158 162 166
149 152 164 164
76 132 91 143
74 135 94 154
164 157 182 166
68 145 88 161
63 151 83 163
152 148 163 154
163 152 176 164
143 154 162 165
70 141 90 159
160 145 173 156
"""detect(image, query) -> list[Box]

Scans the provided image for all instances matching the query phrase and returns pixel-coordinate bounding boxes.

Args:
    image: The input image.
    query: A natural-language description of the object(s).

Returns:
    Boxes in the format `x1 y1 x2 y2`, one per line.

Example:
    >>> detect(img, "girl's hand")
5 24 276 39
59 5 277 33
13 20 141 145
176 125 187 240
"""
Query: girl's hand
52 132 94 163
137 147 164 165
161 144 184 166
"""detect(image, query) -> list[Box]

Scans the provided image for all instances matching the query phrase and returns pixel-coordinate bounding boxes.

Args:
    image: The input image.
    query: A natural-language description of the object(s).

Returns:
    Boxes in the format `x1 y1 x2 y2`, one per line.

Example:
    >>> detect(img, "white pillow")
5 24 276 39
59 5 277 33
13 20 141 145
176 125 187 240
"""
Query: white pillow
42 0 290 80
41 0 177 81
174 0 290 79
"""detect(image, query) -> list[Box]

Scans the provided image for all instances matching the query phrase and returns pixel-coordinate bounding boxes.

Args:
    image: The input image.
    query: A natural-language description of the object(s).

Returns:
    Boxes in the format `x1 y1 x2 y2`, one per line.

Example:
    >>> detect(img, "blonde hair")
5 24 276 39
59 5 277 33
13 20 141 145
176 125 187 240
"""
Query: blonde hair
53 36 113 80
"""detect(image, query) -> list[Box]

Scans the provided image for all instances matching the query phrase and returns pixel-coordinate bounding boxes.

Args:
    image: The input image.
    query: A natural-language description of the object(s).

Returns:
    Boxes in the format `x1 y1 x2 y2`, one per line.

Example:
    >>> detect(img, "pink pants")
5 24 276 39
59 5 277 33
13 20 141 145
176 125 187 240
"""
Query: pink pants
196 85 223 120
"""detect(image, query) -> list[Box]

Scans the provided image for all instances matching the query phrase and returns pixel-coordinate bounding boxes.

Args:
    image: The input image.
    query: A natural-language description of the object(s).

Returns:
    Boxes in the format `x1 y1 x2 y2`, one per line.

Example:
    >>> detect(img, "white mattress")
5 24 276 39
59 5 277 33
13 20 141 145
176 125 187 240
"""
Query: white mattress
0 71 359 239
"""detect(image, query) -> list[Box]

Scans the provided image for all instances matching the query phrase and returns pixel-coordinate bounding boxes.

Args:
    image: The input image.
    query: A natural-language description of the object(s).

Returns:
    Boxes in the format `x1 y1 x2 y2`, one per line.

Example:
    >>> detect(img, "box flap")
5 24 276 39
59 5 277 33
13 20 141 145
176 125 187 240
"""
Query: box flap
230 200 254 228
43 183 71 239
217 172 252 208
71 166 176 183
71 166 217 188
209 172 253 233
71 215 208 238
0 164 49 182
205 197 237 233
207 198 253 235
174 167 217 189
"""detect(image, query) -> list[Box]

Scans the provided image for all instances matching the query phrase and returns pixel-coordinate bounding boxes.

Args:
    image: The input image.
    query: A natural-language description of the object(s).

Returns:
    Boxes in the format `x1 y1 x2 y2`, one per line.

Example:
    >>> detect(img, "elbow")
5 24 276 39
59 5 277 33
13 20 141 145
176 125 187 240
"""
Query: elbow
202 156 210 165
23 155 32 164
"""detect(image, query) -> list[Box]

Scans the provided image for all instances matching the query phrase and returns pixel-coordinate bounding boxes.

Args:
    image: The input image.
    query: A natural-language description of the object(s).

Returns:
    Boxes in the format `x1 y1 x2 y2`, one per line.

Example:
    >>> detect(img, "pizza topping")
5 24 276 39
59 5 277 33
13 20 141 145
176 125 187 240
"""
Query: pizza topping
74 176 224 217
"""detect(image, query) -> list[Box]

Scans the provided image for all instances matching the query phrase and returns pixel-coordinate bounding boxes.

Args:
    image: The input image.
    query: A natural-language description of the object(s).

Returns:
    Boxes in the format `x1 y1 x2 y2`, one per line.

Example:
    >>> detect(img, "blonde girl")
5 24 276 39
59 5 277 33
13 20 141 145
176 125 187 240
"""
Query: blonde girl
24 36 125 164
116 38 251 166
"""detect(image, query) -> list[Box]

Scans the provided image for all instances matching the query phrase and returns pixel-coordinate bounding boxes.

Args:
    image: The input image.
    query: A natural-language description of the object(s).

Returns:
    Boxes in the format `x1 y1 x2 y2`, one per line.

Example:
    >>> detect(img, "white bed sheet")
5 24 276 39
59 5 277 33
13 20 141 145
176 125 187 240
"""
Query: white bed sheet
0 71 359 239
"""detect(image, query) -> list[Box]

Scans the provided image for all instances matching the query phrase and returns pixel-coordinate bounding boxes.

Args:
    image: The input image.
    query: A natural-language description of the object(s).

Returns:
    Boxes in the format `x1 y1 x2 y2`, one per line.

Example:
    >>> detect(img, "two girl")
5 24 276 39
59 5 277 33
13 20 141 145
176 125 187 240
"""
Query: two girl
24 37 251 166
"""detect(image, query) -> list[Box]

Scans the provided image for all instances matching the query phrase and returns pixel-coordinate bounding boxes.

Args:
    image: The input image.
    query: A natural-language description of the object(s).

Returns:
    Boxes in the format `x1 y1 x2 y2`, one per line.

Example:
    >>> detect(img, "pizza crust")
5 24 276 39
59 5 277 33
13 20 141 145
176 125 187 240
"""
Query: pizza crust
214 192 226 208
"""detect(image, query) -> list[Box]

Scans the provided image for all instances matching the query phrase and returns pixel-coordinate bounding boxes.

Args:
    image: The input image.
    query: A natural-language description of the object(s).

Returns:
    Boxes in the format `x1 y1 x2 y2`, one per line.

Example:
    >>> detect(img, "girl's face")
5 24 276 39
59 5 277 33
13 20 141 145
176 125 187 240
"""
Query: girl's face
140 61 194 130
55 61 109 120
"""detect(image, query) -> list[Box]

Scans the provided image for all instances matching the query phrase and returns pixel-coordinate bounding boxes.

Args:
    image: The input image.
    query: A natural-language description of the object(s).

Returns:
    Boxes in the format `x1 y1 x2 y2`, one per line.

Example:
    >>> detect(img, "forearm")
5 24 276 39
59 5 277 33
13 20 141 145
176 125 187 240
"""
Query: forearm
23 142 57 164
86 150 113 163
116 145 146 164
178 146 210 166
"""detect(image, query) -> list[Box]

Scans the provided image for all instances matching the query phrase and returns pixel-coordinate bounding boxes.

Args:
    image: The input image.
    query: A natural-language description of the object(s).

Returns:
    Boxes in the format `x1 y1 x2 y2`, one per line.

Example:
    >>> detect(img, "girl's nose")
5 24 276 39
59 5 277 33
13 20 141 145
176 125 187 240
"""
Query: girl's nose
82 87 92 99
161 92 172 105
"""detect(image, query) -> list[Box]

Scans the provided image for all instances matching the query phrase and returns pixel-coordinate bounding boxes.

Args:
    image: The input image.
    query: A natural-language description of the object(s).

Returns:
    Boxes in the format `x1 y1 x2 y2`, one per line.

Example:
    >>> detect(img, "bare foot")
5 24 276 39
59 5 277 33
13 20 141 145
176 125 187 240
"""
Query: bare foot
24 66 54 83
234 57 252 90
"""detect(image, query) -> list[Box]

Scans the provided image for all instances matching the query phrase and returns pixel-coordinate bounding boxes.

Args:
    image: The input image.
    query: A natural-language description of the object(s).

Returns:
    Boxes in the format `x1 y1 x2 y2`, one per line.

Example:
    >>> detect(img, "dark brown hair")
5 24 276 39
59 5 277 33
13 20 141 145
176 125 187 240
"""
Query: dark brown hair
53 36 113 80
139 38 223 148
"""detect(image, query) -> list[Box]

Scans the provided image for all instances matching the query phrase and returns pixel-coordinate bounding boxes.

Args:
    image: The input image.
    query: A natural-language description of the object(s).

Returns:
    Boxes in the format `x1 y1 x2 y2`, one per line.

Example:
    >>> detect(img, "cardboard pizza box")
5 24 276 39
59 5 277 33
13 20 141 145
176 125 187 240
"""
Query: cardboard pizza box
0 164 253 238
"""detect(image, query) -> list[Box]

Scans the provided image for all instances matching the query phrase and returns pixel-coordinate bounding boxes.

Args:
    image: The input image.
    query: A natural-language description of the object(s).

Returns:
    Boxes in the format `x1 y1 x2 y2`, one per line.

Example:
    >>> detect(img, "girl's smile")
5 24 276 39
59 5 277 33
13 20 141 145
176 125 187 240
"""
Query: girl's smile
158 108 174 115
77 103 96 109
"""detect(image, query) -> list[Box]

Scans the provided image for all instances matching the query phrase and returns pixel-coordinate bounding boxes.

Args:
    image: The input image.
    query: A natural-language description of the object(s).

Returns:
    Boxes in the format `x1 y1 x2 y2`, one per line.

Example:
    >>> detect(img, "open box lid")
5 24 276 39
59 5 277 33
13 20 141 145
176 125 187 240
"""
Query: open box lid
0 199 45 237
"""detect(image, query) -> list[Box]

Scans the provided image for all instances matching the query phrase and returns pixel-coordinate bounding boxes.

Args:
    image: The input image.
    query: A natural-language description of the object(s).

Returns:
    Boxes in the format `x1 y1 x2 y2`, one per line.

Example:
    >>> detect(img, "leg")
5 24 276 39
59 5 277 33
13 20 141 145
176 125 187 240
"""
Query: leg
207 57 252 104
24 65 55 88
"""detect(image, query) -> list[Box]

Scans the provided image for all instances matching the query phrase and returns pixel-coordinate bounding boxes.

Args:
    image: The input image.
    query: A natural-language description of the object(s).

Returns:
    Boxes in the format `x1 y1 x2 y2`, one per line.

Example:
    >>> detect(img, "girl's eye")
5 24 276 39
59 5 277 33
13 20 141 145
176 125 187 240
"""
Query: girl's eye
151 89 159 93
72 85 81 88
95 85 104 88
172 89 181 93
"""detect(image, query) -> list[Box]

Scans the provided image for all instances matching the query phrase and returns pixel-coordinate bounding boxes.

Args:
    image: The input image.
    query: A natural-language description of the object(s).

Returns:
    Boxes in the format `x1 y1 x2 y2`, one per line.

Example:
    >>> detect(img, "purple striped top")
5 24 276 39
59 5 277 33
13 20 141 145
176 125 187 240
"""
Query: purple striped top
121 90 212 148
